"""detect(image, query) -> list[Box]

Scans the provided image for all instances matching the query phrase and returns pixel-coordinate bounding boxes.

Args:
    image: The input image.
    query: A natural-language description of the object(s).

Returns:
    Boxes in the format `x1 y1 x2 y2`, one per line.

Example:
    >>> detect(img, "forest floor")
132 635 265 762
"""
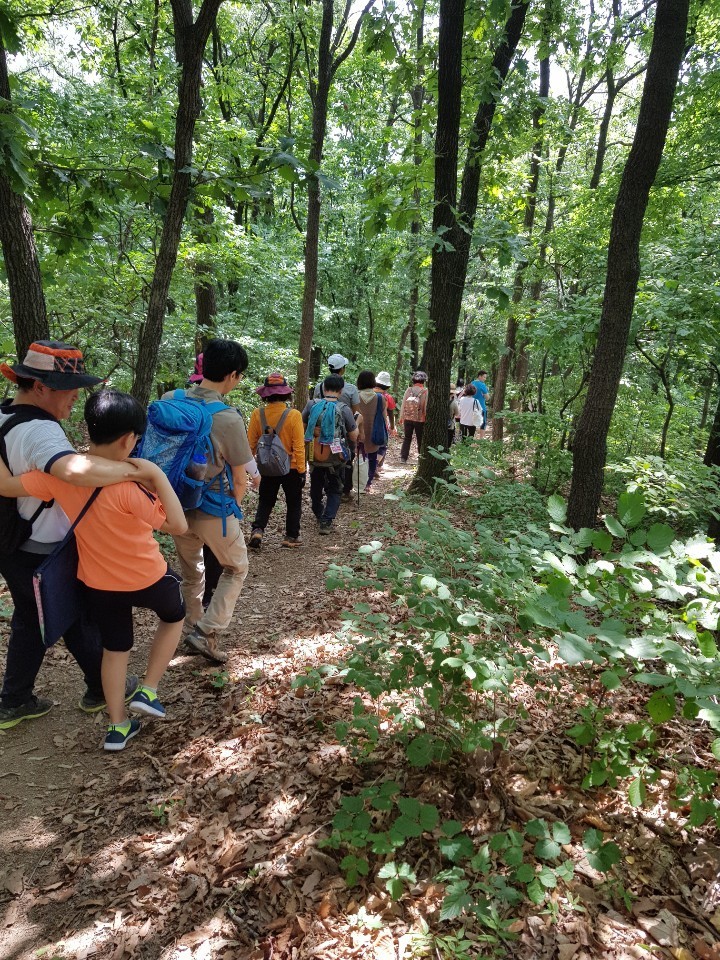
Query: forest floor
1 440 720 960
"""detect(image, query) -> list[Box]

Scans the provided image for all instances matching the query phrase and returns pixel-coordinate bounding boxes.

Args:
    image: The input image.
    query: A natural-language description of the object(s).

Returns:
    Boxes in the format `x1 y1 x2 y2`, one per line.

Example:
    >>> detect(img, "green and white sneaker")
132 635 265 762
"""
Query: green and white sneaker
104 718 141 752
129 687 166 719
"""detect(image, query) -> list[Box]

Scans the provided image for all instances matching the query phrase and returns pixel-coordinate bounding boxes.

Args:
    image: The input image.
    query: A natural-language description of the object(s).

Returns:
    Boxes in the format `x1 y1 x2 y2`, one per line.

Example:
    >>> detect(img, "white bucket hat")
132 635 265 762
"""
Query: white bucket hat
375 371 392 387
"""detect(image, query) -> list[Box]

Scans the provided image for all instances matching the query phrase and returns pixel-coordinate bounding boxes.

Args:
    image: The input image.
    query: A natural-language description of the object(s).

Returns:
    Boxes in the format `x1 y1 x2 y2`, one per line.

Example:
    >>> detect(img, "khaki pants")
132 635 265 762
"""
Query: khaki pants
173 511 248 635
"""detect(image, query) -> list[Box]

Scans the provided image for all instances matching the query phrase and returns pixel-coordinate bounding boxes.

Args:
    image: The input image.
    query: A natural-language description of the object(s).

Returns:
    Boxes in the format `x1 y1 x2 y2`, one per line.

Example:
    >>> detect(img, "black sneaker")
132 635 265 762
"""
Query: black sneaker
318 519 333 536
0 695 53 730
248 529 263 549
78 674 140 714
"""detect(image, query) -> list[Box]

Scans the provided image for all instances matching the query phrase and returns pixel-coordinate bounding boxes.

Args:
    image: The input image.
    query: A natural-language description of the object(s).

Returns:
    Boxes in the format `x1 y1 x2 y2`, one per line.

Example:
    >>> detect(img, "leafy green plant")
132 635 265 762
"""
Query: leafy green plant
607 456 720 534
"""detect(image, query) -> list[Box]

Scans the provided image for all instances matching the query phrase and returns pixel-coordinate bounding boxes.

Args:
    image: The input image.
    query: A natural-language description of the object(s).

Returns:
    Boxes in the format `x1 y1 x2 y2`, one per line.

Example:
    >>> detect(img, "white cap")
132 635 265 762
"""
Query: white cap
328 353 350 371
375 371 391 387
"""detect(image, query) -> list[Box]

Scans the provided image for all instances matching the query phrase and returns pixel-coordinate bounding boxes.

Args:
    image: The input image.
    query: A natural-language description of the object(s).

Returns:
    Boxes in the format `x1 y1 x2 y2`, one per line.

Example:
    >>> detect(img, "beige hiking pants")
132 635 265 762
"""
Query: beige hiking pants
173 510 248 635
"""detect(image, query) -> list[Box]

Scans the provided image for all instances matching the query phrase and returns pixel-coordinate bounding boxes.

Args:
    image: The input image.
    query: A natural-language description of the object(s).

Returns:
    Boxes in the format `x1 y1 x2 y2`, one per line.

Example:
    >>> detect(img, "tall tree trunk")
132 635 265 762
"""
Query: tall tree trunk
295 0 372 411
404 1 426 386
566 0 690 530
410 0 529 493
131 0 223 408
491 53 550 440
0 38 49 357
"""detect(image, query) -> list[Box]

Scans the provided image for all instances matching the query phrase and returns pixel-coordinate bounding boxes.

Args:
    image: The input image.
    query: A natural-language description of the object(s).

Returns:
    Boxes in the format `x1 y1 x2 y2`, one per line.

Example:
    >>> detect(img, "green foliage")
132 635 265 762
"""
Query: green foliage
607 456 720 535
318 480 720 928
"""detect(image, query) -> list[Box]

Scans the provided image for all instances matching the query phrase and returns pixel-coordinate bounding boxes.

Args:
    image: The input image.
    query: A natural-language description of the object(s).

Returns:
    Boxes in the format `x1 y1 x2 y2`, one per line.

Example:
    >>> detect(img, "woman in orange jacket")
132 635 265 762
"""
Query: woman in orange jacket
247 373 306 548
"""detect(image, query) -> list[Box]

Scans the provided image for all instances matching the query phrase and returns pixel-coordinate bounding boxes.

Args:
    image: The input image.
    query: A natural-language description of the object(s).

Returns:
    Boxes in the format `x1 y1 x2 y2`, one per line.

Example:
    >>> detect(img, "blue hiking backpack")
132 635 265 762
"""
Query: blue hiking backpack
138 391 240 527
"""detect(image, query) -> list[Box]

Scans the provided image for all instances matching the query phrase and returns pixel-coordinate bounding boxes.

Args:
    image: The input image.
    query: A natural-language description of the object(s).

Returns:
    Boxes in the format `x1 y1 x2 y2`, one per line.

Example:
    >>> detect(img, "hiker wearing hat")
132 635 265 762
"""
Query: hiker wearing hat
247 374 306 549
312 353 361 412
313 354 359 500
373 371 397 472
399 371 429 463
0 341 141 730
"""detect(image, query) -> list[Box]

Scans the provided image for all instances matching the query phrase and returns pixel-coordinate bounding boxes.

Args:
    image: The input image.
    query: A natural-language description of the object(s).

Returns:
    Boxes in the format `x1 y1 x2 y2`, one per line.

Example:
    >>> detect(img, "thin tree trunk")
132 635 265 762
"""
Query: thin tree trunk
410 0 529 493
131 0 223 407
566 0 690 530
393 319 412 396
699 365 716 430
0 38 49 357
635 338 674 458
492 53 549 440
194 206 217 353
295 0 372 411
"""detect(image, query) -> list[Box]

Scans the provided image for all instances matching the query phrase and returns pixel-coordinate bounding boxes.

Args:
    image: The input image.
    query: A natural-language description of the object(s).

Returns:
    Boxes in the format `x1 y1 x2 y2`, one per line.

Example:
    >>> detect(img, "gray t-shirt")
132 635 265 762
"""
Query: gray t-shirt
313 379 360 409
0 408 75 550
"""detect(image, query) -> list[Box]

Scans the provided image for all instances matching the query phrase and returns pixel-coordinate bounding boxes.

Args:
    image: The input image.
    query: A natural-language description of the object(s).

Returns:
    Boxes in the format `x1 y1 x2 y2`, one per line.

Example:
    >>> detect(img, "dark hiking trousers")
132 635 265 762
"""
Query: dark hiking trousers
0 550 103 708
252 469 303 539
310 466 343 521
400 421 424 461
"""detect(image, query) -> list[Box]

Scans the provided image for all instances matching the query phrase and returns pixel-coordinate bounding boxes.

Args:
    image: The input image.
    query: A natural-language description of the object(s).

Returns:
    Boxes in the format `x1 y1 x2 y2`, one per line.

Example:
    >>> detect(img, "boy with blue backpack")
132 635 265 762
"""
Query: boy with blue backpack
147 339 253 664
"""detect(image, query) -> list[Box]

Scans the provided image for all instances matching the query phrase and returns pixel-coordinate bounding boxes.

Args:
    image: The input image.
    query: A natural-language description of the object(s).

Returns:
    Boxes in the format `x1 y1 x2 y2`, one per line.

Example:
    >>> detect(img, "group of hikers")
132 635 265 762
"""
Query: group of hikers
0 339 489 754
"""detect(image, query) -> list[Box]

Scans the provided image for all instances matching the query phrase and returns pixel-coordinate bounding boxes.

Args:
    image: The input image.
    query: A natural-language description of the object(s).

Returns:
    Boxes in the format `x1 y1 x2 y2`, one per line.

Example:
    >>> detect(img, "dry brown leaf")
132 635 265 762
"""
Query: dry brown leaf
372 931 395 960
1 870 24 896
301 870 322 896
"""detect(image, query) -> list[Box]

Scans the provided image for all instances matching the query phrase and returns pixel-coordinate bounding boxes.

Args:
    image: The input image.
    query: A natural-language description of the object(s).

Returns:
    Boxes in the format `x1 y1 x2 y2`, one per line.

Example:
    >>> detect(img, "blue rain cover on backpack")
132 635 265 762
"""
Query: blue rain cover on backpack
138 390 226 510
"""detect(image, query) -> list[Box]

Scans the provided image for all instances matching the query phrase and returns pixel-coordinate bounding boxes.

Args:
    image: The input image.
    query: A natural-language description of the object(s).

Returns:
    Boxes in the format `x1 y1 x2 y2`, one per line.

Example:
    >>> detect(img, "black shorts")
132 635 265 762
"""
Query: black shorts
83 566 185 653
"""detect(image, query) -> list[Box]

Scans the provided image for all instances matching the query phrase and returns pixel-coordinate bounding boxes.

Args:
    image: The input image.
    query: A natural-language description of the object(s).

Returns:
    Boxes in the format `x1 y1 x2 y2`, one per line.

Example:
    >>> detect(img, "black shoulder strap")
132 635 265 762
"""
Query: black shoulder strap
69 488 101 534
259 407 269 434
0 407 61 519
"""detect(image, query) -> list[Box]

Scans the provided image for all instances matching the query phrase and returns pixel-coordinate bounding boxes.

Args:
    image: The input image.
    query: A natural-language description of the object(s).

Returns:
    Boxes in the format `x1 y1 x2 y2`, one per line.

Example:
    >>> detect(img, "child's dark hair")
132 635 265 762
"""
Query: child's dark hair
356 370 376 390
202 339 248 381
323 374 345 393
84 389 146 445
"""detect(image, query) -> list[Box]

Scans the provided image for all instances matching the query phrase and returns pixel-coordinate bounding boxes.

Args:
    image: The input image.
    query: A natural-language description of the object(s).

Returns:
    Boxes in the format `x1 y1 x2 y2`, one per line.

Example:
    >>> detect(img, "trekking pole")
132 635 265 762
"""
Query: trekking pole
356 450 361 506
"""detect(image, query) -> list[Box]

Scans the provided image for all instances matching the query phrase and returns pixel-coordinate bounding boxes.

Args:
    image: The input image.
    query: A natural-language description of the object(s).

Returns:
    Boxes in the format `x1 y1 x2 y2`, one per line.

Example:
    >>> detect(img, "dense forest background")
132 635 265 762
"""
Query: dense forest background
4 3 720 954
1 0 718 526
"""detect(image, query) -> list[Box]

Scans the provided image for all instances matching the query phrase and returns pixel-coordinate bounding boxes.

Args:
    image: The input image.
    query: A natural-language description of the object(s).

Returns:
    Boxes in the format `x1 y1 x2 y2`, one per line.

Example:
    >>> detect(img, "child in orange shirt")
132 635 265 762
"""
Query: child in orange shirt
0 390 188 751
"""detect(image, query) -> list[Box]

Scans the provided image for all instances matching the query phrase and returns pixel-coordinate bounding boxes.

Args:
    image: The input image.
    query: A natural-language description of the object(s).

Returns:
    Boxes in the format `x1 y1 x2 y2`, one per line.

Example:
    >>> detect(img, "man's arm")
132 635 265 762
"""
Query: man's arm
231 465 247 505
50 453 138 487
0 457 31 498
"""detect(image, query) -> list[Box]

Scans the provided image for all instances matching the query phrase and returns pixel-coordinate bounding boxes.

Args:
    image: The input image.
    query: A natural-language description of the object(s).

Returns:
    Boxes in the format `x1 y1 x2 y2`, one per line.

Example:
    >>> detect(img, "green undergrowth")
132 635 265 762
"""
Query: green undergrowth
295 446 720 954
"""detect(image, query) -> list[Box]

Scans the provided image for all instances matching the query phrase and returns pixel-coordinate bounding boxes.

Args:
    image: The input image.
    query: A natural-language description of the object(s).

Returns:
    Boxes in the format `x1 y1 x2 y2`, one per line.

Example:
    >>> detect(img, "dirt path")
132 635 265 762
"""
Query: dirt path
0 453 411 960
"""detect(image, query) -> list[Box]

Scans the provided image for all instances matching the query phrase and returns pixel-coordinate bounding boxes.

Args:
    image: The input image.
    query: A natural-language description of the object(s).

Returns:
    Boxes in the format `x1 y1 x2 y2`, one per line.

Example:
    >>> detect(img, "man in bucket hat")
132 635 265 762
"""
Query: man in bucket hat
0 340 139 730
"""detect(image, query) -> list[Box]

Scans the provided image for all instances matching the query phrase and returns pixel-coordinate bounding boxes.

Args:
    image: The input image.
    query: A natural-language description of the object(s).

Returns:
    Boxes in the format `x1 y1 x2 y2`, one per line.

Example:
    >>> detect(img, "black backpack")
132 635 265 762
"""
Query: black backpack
0 404 57 559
